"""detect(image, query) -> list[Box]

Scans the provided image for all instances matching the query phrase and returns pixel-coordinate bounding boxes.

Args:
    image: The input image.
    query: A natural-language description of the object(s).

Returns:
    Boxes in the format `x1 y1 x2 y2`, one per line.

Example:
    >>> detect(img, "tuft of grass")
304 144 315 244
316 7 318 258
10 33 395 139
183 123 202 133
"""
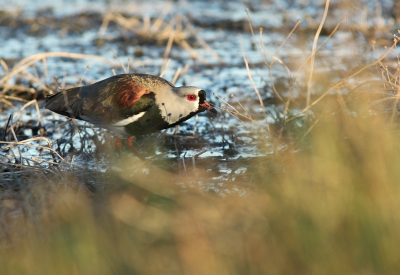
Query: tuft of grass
98 10 221 65
3 105 400 274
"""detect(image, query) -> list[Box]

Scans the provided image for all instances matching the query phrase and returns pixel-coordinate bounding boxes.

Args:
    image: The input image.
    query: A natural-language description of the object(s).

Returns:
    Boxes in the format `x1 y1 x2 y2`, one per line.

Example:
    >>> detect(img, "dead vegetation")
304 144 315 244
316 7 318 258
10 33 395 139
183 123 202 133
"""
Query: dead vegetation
1 0 400 274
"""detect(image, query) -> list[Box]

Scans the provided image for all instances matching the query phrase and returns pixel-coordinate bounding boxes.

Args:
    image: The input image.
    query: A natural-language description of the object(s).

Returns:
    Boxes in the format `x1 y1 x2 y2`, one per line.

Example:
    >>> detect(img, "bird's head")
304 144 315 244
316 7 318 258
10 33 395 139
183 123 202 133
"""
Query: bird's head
176 87 217 114
154 85 217 124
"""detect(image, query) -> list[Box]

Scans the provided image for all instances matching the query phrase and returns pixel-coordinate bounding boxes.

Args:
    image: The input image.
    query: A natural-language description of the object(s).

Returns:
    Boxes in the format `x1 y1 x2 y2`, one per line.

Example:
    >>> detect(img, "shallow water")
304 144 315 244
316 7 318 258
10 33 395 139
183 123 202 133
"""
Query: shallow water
0 0 398 177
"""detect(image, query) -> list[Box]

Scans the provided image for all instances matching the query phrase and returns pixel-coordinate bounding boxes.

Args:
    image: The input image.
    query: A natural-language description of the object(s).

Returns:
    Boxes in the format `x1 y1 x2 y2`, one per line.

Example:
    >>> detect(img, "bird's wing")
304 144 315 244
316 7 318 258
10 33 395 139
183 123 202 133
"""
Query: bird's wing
45 74 155 125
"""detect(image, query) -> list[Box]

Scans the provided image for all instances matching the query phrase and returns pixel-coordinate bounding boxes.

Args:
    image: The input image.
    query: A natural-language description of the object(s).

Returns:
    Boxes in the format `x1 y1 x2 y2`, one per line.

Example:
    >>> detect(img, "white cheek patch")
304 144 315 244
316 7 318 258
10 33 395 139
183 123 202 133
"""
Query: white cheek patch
113 112 146 126
158 96 198 124
154 86 202 124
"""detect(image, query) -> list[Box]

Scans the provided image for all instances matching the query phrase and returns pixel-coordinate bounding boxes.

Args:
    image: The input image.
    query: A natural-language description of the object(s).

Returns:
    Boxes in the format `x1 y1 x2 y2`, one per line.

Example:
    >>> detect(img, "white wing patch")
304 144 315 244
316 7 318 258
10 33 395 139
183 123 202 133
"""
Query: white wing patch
113 112 146 126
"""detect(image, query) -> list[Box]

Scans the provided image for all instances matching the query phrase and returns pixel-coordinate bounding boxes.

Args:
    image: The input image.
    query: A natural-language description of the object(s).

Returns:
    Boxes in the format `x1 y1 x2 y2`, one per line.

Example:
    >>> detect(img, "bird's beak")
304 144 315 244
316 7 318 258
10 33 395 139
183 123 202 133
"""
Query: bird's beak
200 101 218 114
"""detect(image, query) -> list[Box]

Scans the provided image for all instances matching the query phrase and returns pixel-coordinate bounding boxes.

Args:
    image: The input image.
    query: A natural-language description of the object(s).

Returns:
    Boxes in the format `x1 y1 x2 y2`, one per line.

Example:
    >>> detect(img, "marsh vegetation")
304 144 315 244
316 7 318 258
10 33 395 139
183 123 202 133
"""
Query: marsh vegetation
0 0 400 274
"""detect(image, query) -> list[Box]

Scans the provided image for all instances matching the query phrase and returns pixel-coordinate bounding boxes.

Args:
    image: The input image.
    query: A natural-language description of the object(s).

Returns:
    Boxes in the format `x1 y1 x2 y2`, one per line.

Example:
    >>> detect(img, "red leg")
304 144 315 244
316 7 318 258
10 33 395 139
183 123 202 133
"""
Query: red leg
115 136 123 151
125 136 145 161
126 136 134 148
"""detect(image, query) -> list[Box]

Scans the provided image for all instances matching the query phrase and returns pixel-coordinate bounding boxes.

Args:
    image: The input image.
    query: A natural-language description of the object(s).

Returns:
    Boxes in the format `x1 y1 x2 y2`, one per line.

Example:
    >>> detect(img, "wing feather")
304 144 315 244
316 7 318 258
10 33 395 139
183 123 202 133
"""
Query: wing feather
45 74 154 125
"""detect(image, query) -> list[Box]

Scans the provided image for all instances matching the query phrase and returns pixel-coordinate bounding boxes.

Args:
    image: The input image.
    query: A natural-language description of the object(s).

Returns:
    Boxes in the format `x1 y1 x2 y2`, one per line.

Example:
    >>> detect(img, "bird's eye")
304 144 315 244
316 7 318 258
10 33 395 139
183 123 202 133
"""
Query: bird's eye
187 94 197 101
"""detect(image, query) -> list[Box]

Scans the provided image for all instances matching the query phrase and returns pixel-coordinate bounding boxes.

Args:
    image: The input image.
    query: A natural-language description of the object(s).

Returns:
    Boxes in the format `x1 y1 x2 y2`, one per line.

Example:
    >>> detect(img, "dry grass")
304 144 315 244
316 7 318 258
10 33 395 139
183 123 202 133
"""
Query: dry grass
98 10 221 65
3 103 400 274
1 1 400 274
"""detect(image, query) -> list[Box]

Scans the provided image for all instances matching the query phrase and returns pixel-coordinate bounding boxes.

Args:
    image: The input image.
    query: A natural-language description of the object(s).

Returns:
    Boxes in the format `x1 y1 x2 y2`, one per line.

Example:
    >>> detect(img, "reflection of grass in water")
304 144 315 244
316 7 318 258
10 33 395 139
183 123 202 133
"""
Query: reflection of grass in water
1 2 400 274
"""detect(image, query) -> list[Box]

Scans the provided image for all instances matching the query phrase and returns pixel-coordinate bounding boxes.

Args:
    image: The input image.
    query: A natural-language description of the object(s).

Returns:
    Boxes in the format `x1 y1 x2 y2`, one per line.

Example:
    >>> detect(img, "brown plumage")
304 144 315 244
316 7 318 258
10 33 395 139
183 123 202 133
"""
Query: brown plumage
45 73 217 136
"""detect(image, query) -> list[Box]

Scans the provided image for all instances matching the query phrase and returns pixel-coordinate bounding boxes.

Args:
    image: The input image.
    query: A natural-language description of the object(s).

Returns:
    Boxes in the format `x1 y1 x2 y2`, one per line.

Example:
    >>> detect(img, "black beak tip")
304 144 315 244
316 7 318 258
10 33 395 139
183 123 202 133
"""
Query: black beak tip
208 107 218 114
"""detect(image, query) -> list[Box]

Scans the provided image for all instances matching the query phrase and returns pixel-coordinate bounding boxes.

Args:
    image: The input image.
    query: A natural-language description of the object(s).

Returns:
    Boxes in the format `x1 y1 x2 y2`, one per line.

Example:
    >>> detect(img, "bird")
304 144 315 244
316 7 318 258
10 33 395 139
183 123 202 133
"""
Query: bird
45 73 217 145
